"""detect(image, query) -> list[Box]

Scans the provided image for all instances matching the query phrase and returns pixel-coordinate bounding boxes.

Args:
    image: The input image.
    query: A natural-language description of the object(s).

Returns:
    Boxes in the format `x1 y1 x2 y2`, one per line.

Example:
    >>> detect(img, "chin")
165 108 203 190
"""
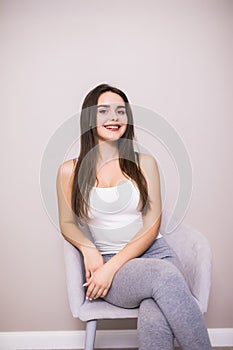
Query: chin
97 128 127 142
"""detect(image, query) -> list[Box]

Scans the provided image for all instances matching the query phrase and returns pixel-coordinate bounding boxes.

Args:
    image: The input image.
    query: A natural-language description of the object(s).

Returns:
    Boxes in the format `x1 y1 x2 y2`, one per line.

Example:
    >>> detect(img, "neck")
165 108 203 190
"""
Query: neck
97 140 119 164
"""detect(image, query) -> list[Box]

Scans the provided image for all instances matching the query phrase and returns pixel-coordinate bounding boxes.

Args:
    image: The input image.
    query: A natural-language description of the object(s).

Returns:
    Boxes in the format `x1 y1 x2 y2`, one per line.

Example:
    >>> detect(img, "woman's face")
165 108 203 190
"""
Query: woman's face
96 91 128 142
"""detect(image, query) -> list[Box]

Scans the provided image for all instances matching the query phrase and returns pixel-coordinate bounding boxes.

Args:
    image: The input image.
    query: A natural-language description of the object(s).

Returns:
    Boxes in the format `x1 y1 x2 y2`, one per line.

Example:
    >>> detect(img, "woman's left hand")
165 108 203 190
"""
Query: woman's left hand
84 263 115 300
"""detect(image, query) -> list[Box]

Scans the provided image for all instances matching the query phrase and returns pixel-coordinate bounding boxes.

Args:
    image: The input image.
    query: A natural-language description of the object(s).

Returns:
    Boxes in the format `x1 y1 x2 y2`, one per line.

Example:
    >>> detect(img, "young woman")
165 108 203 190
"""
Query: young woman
56 84 211 349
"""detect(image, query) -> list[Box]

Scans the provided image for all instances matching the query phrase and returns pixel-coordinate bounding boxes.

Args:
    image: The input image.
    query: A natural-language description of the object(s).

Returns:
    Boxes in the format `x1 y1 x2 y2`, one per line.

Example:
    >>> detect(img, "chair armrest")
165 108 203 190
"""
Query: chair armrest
161 210 212 313
64 239 86 317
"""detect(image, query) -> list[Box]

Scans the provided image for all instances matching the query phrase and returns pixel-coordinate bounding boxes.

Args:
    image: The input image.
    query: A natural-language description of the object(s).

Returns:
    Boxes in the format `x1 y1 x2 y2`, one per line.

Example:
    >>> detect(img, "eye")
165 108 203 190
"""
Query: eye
98 109 108 114
117 109 126 115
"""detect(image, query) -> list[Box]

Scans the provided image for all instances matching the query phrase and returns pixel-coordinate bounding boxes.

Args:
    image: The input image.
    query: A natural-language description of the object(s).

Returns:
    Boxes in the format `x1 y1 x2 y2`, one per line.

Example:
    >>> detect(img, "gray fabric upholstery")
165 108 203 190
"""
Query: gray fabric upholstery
160 210 212 313
63 210 212 321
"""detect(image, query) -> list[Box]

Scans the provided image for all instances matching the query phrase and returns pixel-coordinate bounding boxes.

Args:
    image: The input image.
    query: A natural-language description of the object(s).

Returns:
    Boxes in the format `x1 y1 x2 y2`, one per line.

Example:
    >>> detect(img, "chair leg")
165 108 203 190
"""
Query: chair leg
85 319 97 350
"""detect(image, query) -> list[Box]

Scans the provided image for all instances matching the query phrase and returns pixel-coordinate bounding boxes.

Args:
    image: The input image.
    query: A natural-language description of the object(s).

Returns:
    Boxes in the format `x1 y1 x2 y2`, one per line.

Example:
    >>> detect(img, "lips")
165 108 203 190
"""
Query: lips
104 124 121 130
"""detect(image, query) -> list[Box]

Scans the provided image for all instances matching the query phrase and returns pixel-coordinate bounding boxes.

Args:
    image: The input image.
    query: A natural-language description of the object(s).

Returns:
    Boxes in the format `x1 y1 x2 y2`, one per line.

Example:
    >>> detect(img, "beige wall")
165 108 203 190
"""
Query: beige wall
1 0 233 332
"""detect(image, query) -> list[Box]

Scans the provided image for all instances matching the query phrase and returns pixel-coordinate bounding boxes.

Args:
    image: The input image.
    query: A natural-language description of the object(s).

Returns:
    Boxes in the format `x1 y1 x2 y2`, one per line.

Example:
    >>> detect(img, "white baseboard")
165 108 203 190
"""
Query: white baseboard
209 329 233 347
0 329 232 349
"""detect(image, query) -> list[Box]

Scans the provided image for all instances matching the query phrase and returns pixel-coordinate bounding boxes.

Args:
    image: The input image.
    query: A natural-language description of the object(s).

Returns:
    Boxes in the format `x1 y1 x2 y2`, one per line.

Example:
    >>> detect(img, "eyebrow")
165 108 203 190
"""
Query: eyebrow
97 104 126 109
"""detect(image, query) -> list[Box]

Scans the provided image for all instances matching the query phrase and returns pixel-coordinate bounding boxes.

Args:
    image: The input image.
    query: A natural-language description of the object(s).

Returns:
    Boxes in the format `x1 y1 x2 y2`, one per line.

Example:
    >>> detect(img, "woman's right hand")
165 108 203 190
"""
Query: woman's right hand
82 247 105 284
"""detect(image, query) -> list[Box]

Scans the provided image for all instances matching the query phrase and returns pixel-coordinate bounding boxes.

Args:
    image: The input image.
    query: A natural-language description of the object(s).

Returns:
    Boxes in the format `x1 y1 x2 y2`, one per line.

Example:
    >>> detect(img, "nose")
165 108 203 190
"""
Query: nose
110 108 119 121
111 116 118 121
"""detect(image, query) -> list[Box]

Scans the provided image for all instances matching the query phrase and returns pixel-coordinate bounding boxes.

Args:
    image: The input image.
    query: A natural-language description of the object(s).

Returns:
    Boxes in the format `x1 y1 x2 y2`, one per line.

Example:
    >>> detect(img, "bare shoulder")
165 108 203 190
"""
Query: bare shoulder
57 159 75 184
138 153 161 195
138 153 159 172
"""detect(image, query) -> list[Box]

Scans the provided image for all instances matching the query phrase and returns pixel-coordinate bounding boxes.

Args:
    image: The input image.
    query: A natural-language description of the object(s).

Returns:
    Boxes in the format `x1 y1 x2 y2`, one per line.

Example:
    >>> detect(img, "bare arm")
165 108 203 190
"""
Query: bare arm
56 160 104 281
86 154 162 300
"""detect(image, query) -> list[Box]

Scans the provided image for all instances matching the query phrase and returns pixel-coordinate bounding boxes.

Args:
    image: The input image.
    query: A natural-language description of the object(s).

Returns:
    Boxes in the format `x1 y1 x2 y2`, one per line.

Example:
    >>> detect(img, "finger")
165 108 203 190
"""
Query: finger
100 288 109 298
89 285 101 300
86 283 96 300
83 277 92 287
93 288 104 300
85 269 91 282
84 271 94 286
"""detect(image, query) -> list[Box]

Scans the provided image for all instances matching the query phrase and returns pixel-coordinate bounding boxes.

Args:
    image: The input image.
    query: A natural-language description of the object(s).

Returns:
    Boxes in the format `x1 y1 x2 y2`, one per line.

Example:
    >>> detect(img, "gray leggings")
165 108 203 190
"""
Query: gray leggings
103 237 212 350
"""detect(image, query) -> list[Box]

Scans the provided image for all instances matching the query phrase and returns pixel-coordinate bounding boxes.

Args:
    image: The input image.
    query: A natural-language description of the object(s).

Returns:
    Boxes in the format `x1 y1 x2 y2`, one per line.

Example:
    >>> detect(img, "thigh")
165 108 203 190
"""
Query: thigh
103 257 184 308
140 237 174 259
141 237 185 275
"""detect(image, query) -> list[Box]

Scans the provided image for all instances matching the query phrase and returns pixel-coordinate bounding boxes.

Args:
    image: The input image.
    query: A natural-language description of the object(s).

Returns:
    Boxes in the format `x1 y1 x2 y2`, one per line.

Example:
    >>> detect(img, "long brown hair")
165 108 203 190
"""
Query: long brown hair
71 84 150 224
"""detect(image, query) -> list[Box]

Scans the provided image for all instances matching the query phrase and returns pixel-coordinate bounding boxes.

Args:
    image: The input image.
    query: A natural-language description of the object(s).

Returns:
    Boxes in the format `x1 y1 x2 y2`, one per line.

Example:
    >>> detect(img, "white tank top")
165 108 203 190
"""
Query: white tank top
87 179 162 255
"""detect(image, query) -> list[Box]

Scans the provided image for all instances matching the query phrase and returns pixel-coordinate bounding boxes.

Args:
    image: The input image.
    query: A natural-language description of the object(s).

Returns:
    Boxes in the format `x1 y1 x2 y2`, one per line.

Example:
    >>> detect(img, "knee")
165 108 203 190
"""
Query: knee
152 259 186 288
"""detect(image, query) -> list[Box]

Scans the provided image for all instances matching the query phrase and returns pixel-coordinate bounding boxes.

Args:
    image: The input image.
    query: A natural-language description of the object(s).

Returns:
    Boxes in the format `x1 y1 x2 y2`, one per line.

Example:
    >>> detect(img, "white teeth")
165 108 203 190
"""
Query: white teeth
105 125 119 129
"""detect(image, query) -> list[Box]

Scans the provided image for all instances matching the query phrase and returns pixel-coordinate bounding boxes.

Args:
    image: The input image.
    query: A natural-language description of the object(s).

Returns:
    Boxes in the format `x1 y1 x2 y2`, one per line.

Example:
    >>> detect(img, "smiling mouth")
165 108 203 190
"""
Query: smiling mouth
104 124 121 130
